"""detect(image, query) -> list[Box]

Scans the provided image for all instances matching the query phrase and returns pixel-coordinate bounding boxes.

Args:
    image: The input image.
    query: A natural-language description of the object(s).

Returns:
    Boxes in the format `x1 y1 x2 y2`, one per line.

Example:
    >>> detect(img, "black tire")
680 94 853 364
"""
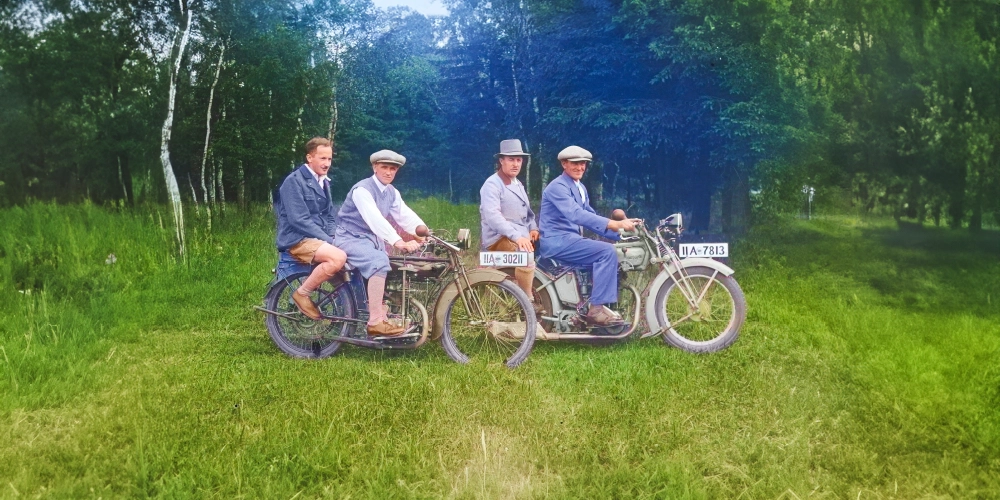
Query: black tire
440 280 536 368
263 272 357 358
654 266 746 353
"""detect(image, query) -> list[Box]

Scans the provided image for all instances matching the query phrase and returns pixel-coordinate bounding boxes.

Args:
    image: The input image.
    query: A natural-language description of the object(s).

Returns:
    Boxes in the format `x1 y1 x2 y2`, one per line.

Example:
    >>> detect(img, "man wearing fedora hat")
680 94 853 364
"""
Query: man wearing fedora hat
538 145 636 326
274 137 348 320
479 139 540 306
334 150 426 336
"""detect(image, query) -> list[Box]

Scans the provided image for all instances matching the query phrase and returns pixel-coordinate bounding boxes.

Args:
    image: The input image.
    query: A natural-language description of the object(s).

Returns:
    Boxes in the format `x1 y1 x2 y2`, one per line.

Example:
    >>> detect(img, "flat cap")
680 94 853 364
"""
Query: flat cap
370 149 406 166
557 145 592 162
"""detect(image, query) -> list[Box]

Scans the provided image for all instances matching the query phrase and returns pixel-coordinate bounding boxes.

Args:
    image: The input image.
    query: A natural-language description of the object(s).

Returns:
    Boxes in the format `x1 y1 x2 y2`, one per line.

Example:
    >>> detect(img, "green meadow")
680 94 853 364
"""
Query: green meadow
1 201 998 498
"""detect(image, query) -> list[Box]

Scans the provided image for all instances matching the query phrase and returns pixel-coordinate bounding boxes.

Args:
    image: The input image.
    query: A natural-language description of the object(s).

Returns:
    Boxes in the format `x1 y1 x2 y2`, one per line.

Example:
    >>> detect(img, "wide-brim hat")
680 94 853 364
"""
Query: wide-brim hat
494 139 531 158
370 149 406 166
557 145 592 162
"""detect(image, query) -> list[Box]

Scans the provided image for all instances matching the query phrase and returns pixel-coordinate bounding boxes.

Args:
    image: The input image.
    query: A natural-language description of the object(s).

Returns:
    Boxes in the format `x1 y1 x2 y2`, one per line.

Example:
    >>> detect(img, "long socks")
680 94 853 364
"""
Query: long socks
514 266 535 299
297 261 339 295
366 272 388 325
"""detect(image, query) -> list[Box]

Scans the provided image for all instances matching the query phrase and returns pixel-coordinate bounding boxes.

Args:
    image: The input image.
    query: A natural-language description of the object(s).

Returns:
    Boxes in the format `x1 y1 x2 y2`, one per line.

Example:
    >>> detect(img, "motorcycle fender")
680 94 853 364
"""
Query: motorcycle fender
644 258 736 334
432 268 512 339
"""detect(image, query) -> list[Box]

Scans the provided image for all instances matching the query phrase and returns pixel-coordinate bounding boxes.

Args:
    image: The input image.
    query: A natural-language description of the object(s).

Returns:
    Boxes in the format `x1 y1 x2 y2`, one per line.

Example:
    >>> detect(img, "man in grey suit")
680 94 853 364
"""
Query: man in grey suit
479 139 539 303
538 146 636 326
274 137 348 320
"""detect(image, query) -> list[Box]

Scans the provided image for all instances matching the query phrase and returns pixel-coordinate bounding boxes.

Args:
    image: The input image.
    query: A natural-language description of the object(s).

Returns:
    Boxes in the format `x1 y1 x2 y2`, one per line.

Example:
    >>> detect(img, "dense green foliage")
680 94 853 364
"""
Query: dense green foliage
1 0 996 231
1 203 997 496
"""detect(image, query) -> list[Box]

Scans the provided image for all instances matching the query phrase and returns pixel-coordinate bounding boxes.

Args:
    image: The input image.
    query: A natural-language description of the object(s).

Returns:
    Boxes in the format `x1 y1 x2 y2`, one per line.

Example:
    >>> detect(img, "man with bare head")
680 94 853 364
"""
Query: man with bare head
274 137 348 320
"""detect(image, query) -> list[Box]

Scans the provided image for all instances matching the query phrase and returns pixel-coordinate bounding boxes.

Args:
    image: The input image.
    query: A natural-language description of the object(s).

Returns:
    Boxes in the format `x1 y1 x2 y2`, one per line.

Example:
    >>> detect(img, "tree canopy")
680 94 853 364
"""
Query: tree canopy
0 0 996 231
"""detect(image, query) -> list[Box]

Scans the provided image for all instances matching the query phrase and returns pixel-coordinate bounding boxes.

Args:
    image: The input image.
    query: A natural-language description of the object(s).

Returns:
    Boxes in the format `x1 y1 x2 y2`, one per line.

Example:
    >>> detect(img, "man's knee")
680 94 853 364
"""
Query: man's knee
315 260 339 277
316 243 347 267
598 243 617 262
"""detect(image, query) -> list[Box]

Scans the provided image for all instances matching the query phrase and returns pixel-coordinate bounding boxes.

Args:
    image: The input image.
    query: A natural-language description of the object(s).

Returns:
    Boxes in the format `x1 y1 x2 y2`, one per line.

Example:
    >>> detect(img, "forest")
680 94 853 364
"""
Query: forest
0 0 998 238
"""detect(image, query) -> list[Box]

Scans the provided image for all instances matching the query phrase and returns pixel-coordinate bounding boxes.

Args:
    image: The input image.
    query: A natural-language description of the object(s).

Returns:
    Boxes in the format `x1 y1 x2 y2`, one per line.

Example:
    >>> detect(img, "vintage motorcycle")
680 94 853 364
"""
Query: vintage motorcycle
509 212 746 352
256 226 537 368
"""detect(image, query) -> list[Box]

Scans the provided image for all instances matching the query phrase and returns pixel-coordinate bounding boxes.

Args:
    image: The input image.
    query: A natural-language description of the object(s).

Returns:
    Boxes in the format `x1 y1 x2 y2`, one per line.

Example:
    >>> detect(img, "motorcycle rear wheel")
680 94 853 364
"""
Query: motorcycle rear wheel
263 272 357 358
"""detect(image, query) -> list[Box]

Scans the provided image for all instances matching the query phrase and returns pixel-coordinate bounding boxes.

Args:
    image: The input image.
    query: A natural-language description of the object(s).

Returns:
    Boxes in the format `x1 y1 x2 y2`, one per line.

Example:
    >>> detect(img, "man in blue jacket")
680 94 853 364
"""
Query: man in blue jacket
275 137 348 320
538 146 636 326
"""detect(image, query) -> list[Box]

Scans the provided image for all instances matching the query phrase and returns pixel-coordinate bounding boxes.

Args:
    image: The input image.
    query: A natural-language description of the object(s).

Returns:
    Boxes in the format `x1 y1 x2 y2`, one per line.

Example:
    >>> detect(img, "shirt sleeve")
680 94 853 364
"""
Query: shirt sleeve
352 187 405 246
522 183 538 232
389 194 425 235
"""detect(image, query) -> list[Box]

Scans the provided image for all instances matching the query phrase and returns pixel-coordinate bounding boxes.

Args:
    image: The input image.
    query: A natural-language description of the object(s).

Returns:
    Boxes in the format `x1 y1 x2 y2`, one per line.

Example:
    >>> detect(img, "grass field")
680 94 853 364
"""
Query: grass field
1 201 998 498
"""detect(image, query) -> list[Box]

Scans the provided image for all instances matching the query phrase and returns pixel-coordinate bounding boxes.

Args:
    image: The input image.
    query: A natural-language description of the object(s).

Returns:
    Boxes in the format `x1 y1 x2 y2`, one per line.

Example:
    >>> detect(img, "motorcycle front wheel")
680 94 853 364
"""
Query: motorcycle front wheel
440 280 536 368
654 266 746 353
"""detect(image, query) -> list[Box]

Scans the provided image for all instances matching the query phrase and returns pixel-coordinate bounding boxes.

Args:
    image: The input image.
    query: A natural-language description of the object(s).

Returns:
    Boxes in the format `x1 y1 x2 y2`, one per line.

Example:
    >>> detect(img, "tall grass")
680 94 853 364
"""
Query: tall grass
1 203 997 498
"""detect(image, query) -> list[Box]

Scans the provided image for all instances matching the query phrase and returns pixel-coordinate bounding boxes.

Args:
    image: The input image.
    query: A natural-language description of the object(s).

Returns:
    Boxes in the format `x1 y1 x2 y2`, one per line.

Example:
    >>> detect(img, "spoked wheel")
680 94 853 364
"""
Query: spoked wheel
441 280 536 368
263 272 358 358
655 266 746 353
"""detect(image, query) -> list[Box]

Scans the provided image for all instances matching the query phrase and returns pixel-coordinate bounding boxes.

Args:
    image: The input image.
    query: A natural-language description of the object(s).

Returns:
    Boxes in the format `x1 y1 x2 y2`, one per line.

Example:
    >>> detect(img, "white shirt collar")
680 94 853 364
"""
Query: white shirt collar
370 174 390 193
306 165 329 186
498 173 521 187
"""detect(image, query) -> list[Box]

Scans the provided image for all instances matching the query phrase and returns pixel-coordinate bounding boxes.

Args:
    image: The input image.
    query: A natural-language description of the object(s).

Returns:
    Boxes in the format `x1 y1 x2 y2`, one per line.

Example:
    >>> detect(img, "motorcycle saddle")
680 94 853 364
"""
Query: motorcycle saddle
537 257 576 278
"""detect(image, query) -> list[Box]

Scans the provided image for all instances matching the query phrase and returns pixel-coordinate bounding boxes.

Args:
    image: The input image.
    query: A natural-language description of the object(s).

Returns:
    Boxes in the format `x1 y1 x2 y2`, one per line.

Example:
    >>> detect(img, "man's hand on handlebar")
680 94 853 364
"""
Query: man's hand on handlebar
607 218 638 232
394 239 422 253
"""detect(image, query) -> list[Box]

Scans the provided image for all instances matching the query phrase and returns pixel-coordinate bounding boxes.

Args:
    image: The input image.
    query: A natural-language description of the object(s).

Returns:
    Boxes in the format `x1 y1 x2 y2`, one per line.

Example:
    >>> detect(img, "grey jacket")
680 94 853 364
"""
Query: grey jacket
479 173 538 249
275 165 337 251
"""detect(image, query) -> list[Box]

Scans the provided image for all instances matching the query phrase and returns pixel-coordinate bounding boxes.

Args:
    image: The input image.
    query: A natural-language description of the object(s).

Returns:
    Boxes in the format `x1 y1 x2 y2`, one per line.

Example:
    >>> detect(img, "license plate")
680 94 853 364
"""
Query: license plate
479 251 533 267
678 243 729 258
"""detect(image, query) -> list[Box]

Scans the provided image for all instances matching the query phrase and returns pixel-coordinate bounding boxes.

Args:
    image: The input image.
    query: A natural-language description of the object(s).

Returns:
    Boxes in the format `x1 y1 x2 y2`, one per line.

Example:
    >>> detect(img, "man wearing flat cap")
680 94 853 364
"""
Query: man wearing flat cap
274 137 348 320
538 146 636 326
479 139 540 306
335 150 426 336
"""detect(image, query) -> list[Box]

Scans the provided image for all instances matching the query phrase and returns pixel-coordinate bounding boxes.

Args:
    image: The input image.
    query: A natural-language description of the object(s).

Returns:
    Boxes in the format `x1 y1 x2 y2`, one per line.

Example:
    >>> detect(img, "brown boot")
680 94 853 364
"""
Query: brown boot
583 305 624 326
367 321 405 337
292 292 322 320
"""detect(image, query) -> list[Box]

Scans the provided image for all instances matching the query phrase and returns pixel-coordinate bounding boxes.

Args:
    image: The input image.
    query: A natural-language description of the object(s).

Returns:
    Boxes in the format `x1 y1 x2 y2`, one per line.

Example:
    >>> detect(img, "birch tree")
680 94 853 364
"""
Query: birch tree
200 41 225 230
160 0 193 255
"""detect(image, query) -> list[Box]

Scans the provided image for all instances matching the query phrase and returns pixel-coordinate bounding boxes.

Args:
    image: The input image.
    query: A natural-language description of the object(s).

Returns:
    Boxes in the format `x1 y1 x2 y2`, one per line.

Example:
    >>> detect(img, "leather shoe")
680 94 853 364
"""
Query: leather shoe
292 292 322 320
583 305 624 326
367 321 405 337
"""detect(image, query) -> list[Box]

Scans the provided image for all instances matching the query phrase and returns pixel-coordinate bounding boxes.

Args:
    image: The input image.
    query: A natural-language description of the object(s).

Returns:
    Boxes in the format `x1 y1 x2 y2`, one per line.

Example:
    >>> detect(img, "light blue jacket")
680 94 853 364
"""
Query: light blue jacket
538 173 618 258
274 165 337 251
479 173 538 249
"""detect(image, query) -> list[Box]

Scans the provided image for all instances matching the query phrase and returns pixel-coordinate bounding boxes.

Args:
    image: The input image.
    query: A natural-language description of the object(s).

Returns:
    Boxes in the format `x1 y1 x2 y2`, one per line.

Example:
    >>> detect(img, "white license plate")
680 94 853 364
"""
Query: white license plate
678 243 729 259
479 251 533 267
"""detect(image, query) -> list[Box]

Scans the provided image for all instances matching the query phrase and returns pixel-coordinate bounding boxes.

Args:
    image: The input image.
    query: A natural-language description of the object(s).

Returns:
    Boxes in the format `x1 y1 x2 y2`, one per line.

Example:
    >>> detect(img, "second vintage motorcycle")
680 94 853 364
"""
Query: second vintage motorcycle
489 211 746 352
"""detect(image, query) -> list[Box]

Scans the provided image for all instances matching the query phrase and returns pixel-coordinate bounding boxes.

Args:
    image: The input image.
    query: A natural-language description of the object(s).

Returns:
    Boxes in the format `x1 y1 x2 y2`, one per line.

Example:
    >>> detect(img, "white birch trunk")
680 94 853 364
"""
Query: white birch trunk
160 4 192 256
217 157 225 214
117 155 128 203
200 41 224 230
188 174 199 216
328 83 339 141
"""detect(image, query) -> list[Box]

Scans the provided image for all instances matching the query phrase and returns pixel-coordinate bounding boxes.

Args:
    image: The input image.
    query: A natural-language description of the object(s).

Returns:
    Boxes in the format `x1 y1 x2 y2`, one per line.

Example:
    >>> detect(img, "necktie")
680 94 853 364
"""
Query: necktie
322 179 330 198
